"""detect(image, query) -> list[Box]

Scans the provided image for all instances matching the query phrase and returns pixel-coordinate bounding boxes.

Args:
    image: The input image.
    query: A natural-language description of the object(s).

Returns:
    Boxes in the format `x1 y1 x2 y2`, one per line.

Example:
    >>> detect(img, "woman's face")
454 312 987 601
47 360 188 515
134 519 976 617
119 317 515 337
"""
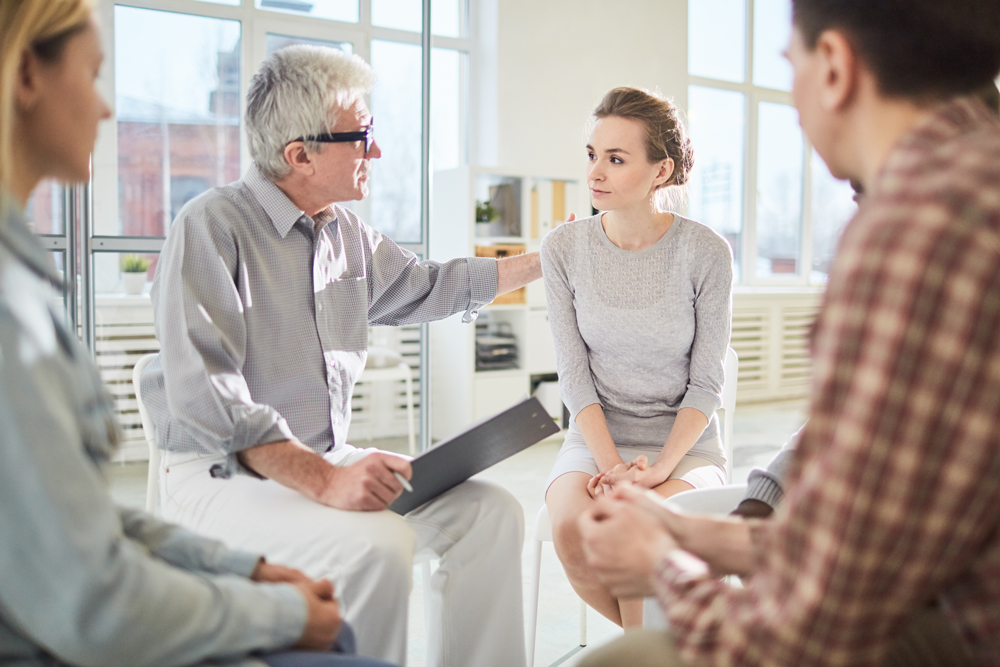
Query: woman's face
16 19 111 184
586 115 671 212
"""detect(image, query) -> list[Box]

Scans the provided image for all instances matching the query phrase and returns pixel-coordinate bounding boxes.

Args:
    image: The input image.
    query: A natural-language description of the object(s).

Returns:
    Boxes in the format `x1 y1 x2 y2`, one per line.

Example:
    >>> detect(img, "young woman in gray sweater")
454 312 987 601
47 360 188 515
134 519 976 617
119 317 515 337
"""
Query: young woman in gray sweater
541 87 733 628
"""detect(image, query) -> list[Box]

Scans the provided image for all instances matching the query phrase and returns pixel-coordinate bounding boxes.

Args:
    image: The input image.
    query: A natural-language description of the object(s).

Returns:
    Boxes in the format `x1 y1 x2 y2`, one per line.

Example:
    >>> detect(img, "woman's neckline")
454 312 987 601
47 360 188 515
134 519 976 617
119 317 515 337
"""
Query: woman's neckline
596 212 681 256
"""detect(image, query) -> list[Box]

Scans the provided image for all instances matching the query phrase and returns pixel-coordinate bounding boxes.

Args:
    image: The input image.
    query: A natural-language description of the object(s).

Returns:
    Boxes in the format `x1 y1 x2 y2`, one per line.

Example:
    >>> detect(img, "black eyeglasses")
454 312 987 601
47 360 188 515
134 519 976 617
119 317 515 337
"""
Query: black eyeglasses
292 118 375 154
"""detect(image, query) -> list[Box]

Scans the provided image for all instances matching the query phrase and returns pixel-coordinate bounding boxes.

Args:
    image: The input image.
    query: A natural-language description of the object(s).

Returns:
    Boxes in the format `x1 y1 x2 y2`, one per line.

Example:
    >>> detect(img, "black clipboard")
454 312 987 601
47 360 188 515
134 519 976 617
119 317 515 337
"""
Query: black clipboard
389 396 561 515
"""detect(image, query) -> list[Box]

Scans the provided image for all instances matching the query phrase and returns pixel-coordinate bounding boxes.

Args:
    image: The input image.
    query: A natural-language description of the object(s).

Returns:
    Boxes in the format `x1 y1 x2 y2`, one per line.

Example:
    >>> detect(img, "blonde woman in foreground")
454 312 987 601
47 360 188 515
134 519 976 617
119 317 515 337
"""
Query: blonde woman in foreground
0 0 394 664
542 87 733 628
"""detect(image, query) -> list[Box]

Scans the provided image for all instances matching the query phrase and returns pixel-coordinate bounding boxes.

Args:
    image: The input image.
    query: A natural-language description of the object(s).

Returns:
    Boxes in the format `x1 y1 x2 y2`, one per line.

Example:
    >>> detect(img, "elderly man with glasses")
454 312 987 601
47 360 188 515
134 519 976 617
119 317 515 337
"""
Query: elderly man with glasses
140 45 540 667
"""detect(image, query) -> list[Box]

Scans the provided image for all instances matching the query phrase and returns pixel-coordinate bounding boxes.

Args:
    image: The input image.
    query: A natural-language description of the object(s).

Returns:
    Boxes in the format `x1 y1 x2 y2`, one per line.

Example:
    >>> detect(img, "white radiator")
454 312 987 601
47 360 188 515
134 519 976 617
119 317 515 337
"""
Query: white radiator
731 289 823 404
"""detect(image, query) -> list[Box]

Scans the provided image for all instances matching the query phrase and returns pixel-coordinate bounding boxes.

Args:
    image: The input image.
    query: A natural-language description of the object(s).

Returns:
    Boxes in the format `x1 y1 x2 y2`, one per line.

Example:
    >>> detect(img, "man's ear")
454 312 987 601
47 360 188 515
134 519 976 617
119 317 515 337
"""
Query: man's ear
816 30 858 112
283 141 316 177
14 48 43 112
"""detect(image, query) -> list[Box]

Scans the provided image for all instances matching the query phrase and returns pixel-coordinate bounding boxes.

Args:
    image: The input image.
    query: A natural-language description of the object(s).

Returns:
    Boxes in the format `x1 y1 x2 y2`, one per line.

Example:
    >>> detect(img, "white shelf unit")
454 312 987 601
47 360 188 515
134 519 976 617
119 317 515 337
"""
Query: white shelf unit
429 167 590 440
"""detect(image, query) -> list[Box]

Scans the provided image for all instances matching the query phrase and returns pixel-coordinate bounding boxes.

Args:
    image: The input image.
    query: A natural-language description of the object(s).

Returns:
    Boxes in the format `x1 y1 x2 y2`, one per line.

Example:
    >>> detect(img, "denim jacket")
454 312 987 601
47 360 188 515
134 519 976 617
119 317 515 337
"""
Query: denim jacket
0 199 305 666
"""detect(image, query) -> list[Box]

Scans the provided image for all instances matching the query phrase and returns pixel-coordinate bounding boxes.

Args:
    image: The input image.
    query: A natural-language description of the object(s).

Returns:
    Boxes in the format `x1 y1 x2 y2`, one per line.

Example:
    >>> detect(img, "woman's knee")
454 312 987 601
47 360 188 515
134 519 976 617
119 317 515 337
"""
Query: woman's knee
551 512 594 580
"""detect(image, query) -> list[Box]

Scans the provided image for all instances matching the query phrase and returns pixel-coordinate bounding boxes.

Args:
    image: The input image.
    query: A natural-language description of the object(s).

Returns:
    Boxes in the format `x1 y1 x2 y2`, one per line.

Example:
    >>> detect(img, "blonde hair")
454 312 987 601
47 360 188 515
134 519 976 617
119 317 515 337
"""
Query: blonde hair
593 86 695 212
0 0 92 194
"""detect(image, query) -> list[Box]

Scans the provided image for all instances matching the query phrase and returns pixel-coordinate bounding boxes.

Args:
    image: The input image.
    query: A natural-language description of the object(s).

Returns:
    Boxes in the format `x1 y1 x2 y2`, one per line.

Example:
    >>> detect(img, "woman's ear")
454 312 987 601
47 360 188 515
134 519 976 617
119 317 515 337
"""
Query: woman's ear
653 157 675 187
14 48 43 112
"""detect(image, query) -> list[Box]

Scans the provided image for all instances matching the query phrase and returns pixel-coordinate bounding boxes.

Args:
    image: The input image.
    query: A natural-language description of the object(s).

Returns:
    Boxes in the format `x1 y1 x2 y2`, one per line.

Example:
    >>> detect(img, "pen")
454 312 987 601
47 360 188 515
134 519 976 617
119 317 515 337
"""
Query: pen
394 472 413 493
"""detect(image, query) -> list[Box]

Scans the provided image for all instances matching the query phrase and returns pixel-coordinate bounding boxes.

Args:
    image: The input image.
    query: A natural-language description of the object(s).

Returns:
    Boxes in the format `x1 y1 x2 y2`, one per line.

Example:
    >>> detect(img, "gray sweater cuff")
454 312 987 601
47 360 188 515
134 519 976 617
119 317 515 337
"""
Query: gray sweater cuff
743 471 784 509
678 387 722 421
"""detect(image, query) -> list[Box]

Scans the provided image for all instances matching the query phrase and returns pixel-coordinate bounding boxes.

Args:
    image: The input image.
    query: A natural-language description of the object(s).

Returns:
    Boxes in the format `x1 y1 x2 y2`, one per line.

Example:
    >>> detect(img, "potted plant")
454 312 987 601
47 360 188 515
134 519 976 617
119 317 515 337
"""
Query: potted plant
120 254 150 295
475 199 500 236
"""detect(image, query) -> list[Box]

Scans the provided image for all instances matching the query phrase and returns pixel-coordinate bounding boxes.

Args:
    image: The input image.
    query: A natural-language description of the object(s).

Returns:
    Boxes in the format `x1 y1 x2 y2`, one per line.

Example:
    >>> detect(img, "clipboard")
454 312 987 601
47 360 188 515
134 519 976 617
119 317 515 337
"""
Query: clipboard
389 396 561 515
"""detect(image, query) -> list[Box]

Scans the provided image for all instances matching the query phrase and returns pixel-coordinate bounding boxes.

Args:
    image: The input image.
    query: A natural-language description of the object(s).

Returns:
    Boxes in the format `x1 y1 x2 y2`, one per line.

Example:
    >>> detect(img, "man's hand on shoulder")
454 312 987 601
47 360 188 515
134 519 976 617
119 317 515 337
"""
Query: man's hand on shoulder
320 453 412 511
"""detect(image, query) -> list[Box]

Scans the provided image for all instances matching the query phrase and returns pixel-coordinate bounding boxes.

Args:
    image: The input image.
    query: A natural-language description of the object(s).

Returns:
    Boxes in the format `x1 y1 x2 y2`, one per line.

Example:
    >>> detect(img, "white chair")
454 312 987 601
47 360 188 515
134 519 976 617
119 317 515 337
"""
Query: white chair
358 360 417 456
132 353 161 514
641 482 749 629
525 348 739 666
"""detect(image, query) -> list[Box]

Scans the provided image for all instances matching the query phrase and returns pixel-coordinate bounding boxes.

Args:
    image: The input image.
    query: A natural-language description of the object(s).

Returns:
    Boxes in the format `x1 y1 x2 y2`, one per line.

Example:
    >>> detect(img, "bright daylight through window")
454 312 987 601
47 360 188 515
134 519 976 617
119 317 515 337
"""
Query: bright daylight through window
687 0 857 284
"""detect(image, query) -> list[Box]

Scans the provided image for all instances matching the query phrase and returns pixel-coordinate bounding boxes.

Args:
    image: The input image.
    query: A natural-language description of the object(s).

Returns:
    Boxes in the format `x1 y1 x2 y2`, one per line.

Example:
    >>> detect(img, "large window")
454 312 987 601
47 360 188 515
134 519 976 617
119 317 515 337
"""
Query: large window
688 0 856 284
59 0 474 458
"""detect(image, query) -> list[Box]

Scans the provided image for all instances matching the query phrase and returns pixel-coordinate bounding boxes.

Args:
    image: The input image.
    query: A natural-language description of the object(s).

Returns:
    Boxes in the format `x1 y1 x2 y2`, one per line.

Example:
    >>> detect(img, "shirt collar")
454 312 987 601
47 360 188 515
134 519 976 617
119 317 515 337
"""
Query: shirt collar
244 162 337 238
0 195 64 287
875 95 996 194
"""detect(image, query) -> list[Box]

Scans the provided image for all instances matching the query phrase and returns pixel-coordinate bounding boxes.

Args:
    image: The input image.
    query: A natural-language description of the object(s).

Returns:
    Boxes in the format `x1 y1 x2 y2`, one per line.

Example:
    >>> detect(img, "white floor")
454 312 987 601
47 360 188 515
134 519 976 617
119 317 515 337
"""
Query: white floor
107 399 808 667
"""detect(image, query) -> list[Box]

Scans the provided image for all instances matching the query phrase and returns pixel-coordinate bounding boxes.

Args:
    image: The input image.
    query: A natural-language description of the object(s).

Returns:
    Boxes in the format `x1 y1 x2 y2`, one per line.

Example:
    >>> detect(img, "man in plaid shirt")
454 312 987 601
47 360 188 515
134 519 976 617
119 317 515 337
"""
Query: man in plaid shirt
577 1 1000 665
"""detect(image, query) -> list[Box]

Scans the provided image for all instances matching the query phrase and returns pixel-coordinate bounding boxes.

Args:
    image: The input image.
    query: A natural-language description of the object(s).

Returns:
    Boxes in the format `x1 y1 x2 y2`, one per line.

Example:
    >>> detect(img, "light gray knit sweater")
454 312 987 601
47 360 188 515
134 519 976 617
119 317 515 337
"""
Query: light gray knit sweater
540 213 734 465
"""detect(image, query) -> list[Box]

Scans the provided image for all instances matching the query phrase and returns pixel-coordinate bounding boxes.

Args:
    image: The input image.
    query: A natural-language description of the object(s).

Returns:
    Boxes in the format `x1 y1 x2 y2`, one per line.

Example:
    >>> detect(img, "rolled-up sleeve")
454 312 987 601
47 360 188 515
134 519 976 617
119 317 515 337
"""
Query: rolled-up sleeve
118 508 262 577
148 208 295 473
365 223 498 326
678 235 733 420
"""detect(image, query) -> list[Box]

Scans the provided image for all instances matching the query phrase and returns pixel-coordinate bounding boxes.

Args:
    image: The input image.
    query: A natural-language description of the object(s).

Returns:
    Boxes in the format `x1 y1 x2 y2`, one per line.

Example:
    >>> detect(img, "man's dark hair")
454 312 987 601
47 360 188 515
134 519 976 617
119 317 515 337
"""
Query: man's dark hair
792 1 1000 99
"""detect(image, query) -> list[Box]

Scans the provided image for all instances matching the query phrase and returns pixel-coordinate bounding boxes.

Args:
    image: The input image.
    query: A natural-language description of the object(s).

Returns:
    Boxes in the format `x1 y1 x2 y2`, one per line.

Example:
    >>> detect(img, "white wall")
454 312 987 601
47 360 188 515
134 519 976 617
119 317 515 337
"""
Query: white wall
492 0 689 180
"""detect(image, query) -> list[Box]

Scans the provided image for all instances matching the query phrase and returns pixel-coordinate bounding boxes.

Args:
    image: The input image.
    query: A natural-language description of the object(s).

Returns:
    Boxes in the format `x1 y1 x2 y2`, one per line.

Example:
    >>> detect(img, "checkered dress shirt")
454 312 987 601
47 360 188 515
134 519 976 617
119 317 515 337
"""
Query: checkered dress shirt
141 164 497 478
654 96 1000 665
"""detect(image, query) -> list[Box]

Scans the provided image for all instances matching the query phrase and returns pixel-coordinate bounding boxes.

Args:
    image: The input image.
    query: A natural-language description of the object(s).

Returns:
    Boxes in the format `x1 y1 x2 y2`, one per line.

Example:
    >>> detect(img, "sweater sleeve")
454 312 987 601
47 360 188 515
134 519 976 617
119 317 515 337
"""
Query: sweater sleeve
540 227 602 421
678 230 733 419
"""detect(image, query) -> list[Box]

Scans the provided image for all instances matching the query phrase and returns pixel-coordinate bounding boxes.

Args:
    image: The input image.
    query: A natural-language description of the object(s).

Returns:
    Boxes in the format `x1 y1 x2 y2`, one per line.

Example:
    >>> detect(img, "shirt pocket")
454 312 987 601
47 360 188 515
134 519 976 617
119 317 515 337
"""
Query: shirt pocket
318 275 369 351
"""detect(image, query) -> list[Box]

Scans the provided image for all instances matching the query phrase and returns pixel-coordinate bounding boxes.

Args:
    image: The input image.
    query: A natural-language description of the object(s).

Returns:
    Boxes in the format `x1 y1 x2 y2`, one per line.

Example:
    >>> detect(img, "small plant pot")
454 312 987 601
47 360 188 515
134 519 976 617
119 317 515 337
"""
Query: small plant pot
122 271 147 295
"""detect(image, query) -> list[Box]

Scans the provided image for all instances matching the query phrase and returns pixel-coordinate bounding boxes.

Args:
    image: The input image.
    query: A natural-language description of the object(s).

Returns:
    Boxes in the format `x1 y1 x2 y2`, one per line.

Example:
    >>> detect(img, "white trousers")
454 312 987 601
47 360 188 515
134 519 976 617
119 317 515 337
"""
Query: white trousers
160 446 526 667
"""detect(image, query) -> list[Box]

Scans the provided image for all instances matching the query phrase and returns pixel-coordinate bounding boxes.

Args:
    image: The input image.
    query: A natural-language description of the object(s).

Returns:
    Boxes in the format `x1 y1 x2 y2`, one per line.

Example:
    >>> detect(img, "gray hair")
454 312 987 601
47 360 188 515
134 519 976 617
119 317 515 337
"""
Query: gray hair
246 45 375 181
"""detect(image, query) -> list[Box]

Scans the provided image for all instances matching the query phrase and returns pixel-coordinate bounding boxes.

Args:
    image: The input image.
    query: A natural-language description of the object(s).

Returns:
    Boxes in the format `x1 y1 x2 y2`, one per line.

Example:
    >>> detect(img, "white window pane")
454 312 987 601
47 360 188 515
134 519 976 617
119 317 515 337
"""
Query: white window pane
266 33 353 55
114 7 241 237
810 150 856 283
371 0 465 37
257 0 359 23
432 0 463 37
25 180 62 235
432 48 463 171
689 0 745 83
370 40 422 243
193 0 240 5
688 86 745 281
753 0 793 90
755 102 803 278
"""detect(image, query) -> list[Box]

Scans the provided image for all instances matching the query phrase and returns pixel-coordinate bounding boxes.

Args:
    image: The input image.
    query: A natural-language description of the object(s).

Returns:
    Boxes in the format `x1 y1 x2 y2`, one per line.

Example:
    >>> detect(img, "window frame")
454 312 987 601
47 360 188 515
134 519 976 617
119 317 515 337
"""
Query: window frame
74 0 473 453
689 0 822 286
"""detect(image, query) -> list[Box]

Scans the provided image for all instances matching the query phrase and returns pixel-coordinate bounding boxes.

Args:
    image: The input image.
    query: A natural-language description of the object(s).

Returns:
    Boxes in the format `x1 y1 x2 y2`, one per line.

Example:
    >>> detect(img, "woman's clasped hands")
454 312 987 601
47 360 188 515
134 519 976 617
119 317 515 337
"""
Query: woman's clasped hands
587 455 670 498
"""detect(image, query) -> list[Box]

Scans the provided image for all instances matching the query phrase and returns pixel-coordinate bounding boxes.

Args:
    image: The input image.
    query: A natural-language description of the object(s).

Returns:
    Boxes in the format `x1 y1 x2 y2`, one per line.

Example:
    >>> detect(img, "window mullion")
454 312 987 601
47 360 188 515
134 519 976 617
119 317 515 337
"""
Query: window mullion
800 134 814 284
743 90 758 284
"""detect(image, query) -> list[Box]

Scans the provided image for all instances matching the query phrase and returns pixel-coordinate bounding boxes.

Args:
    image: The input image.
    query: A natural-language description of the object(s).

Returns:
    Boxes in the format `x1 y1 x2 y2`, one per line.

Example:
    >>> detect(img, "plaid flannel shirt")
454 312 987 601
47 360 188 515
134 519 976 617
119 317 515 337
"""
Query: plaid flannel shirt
654 96 1000 665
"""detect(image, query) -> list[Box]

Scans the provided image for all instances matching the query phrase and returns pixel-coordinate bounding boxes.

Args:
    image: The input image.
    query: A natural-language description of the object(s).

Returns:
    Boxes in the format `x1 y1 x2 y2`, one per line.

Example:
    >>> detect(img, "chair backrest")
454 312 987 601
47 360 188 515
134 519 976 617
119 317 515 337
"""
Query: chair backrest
131 353 160 514
665 484 748 516
718 347 739 482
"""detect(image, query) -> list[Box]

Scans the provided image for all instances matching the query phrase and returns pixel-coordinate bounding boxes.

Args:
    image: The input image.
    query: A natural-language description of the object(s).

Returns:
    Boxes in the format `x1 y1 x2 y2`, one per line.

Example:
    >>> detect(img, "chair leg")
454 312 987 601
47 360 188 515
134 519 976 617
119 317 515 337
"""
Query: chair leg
525 537 543 667
421 560 433 635
579 598 587 646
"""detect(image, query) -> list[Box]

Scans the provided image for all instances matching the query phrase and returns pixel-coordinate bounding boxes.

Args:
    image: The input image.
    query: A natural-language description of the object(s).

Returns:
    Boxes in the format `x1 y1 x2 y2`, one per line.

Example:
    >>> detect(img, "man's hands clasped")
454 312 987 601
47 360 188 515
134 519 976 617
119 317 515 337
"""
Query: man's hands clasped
578 486 681 598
